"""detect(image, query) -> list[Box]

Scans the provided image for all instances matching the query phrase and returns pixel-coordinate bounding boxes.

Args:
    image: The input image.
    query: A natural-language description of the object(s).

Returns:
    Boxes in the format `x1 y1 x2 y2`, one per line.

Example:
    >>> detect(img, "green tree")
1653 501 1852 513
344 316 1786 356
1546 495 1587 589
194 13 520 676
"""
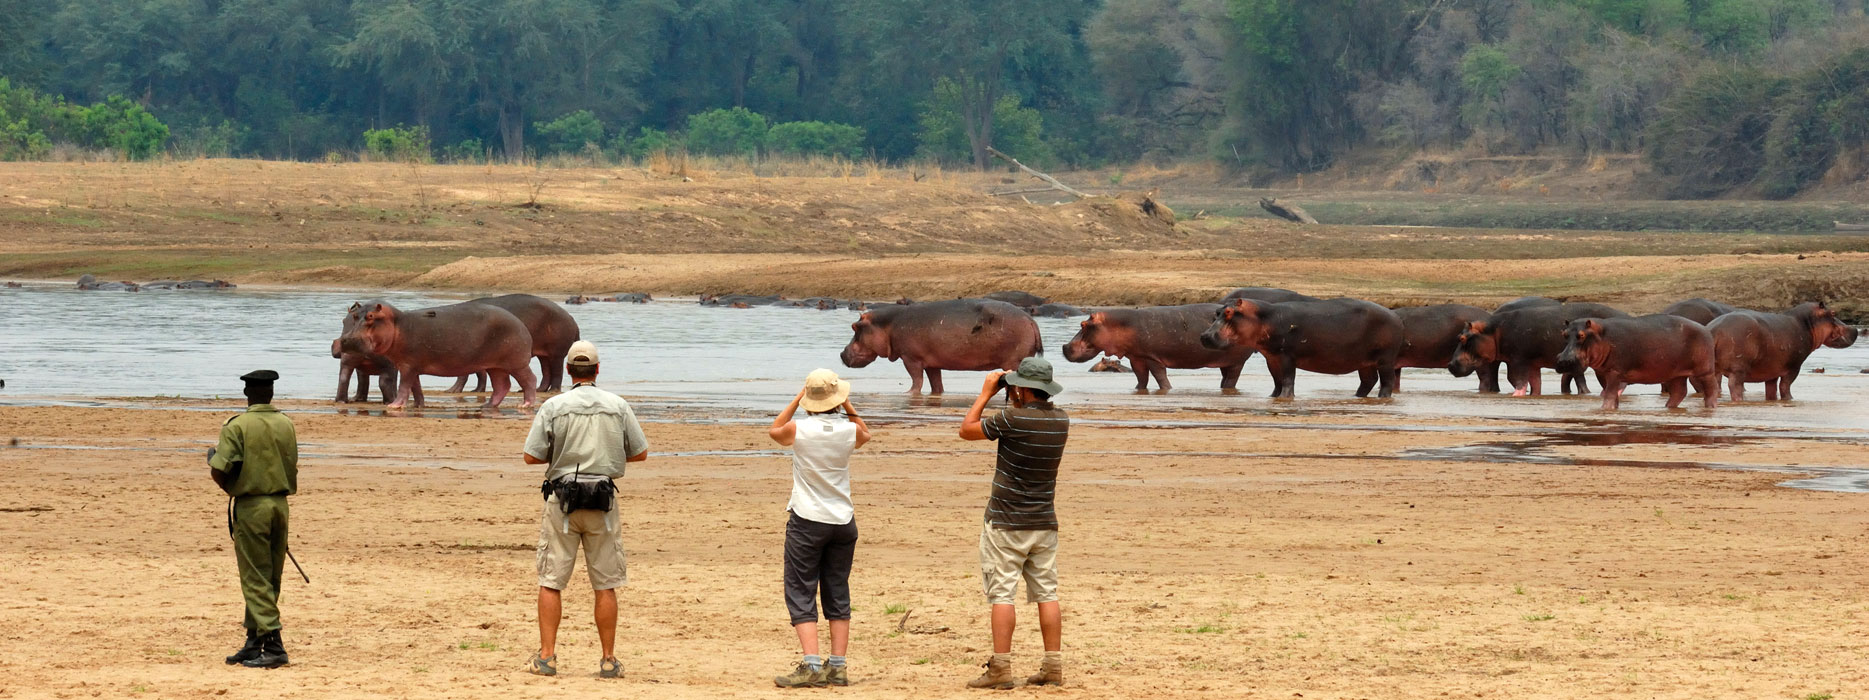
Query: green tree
534 110 606 155
918 82 1053 166
765 121 865 159
685 107 769 155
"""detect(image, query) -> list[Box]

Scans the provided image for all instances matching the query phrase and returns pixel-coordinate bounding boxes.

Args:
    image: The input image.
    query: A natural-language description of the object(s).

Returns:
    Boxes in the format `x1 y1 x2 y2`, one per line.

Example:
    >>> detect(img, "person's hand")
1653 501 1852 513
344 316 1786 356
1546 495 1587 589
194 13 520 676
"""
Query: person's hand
840 399 857 415
981 370 1007 394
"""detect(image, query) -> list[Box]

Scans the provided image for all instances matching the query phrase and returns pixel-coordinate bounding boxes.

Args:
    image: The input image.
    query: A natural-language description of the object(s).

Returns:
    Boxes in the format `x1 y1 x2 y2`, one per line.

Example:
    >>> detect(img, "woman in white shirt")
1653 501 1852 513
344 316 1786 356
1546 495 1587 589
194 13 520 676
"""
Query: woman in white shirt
768 369 871 688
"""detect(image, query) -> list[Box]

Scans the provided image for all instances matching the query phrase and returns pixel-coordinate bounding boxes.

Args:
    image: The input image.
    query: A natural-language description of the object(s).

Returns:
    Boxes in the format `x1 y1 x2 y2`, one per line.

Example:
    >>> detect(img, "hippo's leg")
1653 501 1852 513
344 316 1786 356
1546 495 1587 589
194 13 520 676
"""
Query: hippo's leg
352 372 371 403
411 380 426 407
1219 363 1243 391
1377 367 1399 398
1271 357 1298 399
1700 373 1719 408
387 369 417 409
516 365 540 408
378 370 398 404
903 359 925 394
1528 369 1544 397
1479 361 1502 394
926 369 945 395
1129 361 1151 393
1688 375 1708 396
1662 378 1688 409
1600 379 1624 410
336 365 354 403
1727 374 1745 402
484 370 512 408
1778 375 1795 401
446 375 468 392
1506 363 1530 396
1764 377 1782 401
474 372 489 393
1354 369 1377 397
1149 363 1171 392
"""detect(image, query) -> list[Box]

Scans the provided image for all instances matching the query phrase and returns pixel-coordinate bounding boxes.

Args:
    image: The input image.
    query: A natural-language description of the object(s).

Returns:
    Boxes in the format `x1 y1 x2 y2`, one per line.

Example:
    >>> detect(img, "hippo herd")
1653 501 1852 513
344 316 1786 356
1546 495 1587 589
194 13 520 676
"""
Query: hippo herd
331 294 579 409
837 289 1860 411
75 273 235 292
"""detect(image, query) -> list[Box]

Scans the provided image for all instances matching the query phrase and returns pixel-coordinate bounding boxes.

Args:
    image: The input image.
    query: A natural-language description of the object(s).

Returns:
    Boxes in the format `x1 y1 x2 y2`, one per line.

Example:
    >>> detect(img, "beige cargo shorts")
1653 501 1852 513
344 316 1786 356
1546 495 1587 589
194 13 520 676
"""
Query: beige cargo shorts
978 520 1059 605
537 495 627 591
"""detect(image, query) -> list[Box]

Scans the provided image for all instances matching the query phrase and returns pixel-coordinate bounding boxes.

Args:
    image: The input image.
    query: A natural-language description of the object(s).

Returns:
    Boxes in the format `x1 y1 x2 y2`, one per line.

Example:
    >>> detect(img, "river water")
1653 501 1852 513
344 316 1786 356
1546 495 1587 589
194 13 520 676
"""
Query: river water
4 284 1867 489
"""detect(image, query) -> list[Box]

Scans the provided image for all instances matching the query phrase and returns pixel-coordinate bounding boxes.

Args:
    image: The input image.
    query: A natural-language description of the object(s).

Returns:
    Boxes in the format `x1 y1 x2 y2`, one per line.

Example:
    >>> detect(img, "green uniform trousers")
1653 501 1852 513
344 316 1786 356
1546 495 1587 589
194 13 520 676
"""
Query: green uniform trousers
233 495 290 633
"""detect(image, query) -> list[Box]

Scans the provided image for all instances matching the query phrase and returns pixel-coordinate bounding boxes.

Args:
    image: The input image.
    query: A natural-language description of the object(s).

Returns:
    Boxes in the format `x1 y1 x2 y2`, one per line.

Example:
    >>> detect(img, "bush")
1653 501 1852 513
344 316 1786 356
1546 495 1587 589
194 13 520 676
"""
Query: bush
684 107 768 156
1645 67 1786 198
363 125 431 163
441 138 487 163
0 79 170 160
0 108 50 160
534 110 605 156
609 126 677 160
170 120 248 158
765 121 865 159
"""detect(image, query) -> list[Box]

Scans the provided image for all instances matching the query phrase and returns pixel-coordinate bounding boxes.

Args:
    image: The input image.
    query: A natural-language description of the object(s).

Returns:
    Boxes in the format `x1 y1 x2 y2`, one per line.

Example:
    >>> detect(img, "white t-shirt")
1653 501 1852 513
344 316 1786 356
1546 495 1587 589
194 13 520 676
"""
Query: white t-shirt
788 413 857 525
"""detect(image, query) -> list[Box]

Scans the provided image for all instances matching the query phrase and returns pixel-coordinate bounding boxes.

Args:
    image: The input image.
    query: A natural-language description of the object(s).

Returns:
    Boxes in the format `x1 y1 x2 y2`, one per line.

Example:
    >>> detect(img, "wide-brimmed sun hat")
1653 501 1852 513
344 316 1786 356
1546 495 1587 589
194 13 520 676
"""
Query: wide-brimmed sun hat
1003 356 1064 397
800 368 852 413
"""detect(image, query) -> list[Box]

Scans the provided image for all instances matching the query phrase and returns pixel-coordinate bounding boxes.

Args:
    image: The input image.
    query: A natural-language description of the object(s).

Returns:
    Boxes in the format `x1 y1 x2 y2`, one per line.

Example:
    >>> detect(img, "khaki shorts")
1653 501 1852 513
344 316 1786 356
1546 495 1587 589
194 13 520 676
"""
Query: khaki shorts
537 495 627 591
978 521 1058 605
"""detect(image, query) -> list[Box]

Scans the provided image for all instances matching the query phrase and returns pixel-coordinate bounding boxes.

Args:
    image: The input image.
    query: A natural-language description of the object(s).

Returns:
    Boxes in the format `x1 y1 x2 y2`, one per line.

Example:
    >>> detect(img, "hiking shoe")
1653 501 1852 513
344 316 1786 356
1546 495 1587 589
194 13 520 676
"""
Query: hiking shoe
1026 658 1063 687
599 656 622 679
225 629 263 665
239 630 289 669
966 657 1018 690
774 662 827 688
528 651 557 677
824 664 849 687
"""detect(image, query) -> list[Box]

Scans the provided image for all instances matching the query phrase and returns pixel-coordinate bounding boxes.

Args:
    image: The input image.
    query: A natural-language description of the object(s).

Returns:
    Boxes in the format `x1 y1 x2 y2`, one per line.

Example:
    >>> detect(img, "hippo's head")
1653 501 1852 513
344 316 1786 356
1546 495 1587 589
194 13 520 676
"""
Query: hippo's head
1062 313 1113 363
1555 319 1608 374
1447 321 1497 377
340 301 402 356
841 312 892 367
1200 300 1267 351
1793 302 1857 349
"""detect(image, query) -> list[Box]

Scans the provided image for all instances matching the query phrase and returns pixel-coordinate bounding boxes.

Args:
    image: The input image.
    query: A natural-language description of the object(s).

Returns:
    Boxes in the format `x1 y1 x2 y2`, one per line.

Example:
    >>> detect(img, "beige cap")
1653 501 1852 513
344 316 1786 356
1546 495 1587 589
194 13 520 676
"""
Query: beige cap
799 368 851 413
566 340 600 366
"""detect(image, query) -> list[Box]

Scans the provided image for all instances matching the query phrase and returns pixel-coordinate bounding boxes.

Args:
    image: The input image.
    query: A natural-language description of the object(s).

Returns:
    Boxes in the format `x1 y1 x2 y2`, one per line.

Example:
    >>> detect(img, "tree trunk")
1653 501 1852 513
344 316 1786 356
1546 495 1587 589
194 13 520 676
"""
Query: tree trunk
498 104 525 162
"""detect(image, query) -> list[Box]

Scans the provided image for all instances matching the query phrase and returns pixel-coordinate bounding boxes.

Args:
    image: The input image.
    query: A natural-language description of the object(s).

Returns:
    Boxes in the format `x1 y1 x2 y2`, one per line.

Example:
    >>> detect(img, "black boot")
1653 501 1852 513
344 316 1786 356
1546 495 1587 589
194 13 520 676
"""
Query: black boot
225 629 262 665
240 630 289 668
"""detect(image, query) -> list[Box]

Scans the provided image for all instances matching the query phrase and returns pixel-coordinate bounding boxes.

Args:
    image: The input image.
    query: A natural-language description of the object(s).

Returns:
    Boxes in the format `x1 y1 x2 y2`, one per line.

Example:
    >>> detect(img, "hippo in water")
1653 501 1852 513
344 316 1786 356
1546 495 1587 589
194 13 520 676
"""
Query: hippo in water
1063 304 1251 392
1031 303 1086 319
1662 298 1741 326
1450 302 1629 396
1089 356 1130 373
611 293 652 303
1556 315 1717 410
75 274 140 292
1199 298 1404 398
985 291 1048 308
441 294 580 392
1708 302 1855 401
1392 304 1499 393
840 298 1043 394
1220 287 1319 304
340 300 539 409
702 294 783 307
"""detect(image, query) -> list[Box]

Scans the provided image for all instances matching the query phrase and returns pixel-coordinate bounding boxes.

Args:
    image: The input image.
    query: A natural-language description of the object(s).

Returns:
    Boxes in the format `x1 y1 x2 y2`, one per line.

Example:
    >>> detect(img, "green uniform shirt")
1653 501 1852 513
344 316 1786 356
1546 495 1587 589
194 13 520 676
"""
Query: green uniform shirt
210 405 299 497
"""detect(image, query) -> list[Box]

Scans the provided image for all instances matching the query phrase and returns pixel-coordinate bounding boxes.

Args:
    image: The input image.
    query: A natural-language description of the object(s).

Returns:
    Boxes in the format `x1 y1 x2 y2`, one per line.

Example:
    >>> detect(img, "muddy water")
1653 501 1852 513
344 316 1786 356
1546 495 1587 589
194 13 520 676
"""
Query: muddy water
4 284 1867 490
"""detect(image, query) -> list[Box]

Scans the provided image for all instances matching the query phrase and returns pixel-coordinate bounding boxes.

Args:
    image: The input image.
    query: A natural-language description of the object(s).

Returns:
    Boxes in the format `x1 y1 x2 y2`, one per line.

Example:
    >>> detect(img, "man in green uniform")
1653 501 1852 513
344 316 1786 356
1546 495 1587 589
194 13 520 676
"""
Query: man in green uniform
208 370 299 669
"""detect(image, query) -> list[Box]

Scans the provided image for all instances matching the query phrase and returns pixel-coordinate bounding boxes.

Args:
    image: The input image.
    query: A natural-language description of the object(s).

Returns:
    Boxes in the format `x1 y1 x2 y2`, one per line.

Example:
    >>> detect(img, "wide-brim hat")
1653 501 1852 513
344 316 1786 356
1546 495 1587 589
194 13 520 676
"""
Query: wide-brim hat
800 368 852 412
1004 357 1064 397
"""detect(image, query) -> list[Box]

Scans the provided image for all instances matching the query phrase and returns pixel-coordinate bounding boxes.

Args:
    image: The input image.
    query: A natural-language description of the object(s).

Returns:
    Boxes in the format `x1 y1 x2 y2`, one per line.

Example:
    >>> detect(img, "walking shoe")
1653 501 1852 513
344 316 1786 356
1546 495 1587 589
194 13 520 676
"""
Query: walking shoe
774 662 827 688
239 630 289 669
824 664 849 687
966 657 1018 690
225 629 263 665
1026 658 1064 687
599 656 622 679
527 651 557 676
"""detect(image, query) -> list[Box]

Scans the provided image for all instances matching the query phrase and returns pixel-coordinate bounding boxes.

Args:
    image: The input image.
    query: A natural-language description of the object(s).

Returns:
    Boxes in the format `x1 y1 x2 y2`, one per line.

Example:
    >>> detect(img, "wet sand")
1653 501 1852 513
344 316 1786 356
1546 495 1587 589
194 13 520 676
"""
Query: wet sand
2 399 1866 699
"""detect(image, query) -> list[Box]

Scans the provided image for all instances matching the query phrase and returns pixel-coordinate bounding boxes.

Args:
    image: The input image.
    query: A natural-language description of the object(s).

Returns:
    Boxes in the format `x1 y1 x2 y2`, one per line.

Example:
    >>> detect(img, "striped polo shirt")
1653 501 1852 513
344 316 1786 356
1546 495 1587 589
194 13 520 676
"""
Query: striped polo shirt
981 402 1069 530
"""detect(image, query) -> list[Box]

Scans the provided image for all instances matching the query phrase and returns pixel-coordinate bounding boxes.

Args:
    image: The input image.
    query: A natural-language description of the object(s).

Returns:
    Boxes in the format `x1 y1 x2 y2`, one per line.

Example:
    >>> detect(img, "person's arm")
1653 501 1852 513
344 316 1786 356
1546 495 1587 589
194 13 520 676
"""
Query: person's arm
522 409 552 465
768 389 804 447
844 400 872 449
208 420 242 494
622 404 650 463
958 371 1006 441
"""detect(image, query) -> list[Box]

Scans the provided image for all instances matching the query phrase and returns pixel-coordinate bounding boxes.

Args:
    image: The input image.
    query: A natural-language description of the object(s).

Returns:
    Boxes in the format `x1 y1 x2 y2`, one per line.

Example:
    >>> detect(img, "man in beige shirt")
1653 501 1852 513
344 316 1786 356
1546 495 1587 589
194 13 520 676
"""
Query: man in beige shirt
521 341 649 678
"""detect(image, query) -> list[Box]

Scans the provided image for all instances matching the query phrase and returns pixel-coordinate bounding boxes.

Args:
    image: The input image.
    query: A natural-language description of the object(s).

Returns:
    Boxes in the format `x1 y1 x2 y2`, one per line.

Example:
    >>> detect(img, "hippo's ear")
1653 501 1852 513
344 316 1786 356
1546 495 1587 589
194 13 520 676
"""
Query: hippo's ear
1583 319 1603 334
349 302 362 312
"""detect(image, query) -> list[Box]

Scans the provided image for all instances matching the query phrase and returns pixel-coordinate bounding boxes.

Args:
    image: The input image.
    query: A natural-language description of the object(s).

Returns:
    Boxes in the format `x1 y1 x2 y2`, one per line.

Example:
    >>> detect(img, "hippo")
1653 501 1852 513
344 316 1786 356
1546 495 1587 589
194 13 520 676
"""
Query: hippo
330 337 401 404
1063 304 1251 392
611 293 652 303
985 291 1048 308
847 301 869 311
1556 315 1717 410
1494 296 1559 314
1392 304 1499 392
564 295 593 305
702 294 783 307
1450 302 1630 396
3 282 20 288
1089 356 1130 373
894 298 915 306
1199 298 1404 398
1708 302 1855 401
840 298 1044 394
1031 303 1086 319
1220 287 1319 304
76 274 140 292
340 300 539 409
439 295 581 392
1662 298 1741 326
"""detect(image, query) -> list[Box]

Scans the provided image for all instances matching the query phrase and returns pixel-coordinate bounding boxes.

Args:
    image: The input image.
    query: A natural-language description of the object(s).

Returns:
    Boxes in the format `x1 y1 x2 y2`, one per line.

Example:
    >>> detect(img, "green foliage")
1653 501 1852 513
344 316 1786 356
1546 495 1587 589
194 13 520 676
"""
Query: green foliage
1760 48 1869 198
363 125 431 163
534 110 606 155
441 138 487 163
0 78 169 159
610 127 678 160
1563 0 1687 36
73 96 170 160
918 80 1053 166
685 107 768 156
171 120 250 158
765 121 865 159
1646 67 1785 197
1692 0 1769 54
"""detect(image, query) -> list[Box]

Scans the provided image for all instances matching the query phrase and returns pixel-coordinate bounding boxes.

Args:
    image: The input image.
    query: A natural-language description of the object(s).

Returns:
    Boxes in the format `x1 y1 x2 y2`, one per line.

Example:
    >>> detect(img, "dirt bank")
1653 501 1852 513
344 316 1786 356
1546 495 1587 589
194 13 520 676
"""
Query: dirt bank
0 402 1863 699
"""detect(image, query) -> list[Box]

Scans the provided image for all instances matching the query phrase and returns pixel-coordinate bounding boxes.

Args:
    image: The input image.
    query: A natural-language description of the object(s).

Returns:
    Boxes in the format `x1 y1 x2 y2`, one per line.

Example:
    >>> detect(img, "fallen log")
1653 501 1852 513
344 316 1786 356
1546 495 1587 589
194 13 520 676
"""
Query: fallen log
1260 197 1318 224
987 147 1091 199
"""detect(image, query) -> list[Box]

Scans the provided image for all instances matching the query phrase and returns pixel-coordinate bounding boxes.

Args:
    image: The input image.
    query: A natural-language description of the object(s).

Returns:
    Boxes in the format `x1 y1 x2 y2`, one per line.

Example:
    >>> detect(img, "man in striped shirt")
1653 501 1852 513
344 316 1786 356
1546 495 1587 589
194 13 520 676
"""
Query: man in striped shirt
959 356 1069 689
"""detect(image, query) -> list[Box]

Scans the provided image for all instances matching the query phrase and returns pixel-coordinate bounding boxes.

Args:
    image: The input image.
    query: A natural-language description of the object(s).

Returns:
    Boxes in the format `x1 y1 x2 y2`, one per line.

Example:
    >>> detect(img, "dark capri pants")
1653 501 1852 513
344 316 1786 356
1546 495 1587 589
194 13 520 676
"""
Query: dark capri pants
784 512 859 625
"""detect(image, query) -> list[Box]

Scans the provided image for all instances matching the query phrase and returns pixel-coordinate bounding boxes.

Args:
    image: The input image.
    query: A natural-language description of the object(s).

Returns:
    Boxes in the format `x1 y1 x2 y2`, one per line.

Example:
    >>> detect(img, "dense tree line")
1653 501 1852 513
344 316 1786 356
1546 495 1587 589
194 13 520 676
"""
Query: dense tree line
3 0 1869 197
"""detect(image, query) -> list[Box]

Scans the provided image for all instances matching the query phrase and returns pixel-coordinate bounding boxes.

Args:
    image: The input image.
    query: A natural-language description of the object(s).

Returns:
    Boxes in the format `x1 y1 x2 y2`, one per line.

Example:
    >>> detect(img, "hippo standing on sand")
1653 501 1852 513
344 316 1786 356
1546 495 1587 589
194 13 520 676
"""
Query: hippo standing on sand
340 300 539 409
1220 287 1319 304
840 299 1043 394
1708 302 1856 401
1662 298 1741 326
1393 304 1499 393
1199 298 1404 398
1450 302 1629 396
1556 315 1717 410
331 337 401 404
442 294 580 392
1063 304 1251 392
